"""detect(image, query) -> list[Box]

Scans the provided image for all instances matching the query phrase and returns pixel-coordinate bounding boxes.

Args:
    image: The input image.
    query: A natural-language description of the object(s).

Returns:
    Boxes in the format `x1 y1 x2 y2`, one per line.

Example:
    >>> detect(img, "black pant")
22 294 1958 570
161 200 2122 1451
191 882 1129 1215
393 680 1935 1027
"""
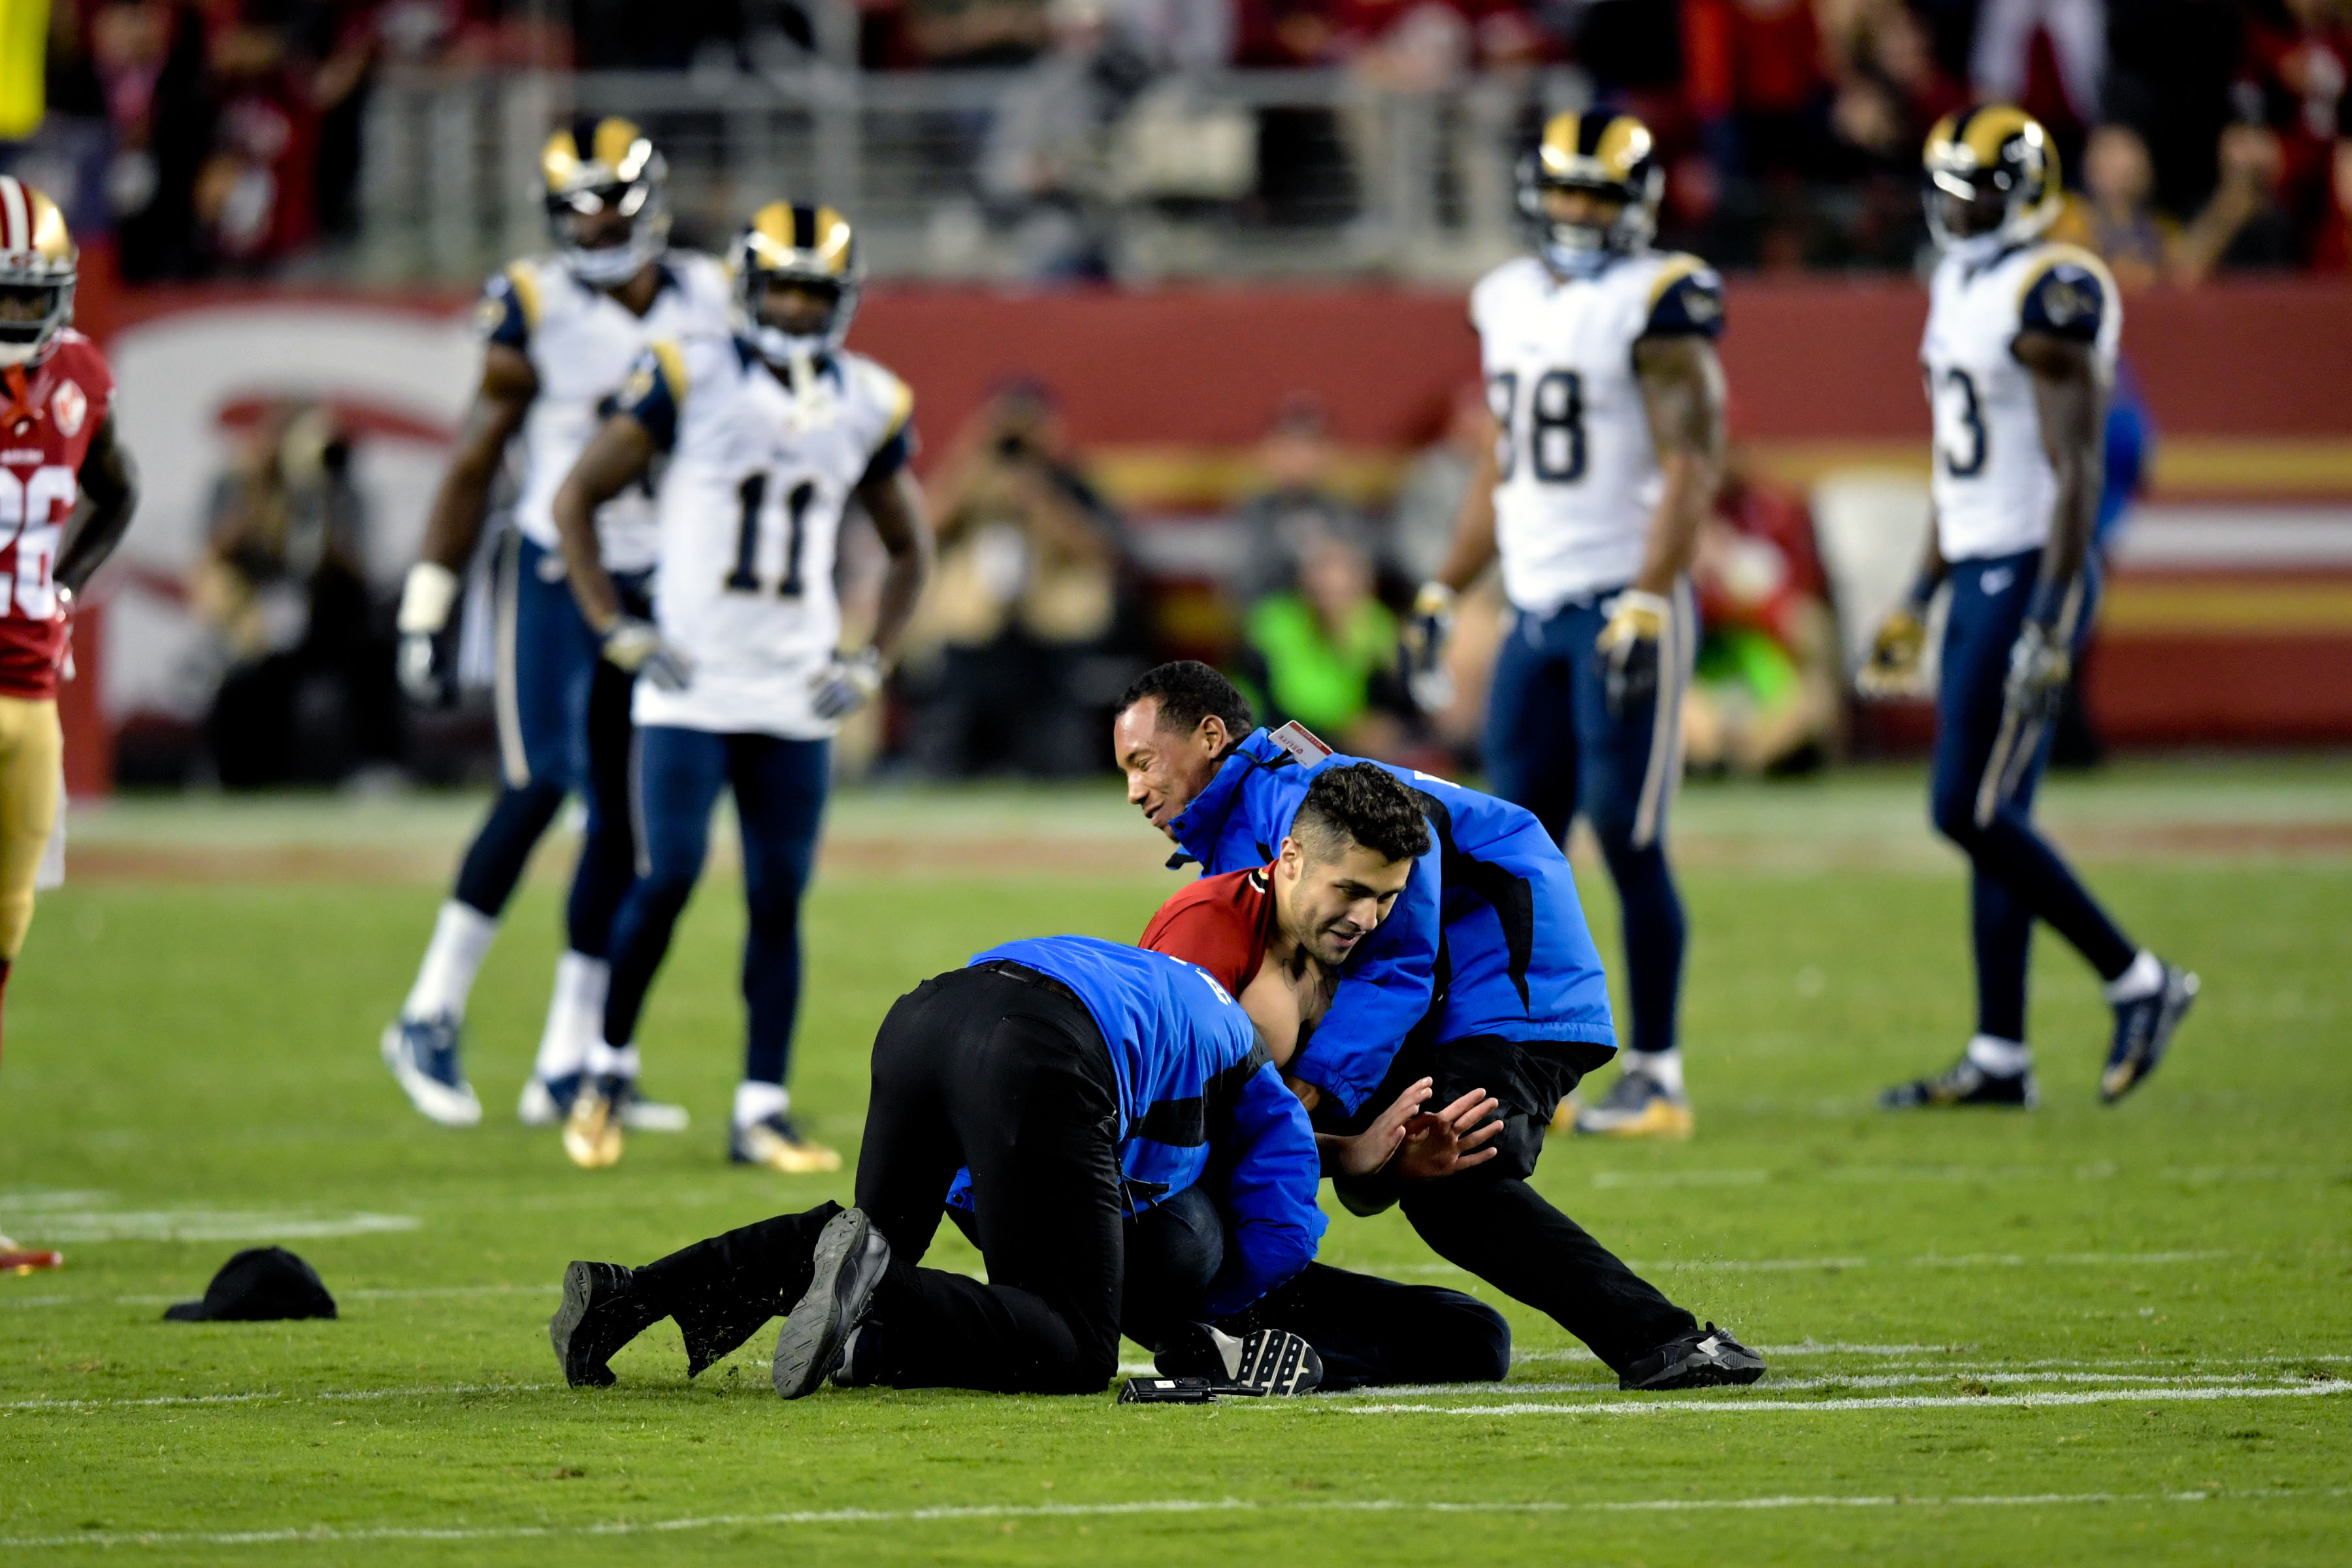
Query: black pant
855 964 1126 1395
1122 1185 1511 1392
1333 1033 1695 1374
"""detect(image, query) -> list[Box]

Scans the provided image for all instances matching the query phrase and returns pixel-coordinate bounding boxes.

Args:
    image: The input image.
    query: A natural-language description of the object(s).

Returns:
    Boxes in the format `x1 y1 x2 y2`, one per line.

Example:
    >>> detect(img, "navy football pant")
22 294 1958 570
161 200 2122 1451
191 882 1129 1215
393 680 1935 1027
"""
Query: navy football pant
1484 585 1694 1056
600 726 828 1086
450 536 645 960
1932 550 2136 1042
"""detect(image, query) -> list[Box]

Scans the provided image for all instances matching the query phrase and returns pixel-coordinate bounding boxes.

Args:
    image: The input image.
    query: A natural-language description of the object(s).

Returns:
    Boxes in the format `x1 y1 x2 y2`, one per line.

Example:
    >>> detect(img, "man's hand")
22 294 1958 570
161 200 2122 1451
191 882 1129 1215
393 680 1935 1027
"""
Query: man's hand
395 561 463 707
1857 602 1929 698
601 617 693 692
809 646 885 720
1399 581 1456 713
1597 589 1668 717
2002 617 2071 725
1326 1076 1431 1178
1395 1086 1503 1182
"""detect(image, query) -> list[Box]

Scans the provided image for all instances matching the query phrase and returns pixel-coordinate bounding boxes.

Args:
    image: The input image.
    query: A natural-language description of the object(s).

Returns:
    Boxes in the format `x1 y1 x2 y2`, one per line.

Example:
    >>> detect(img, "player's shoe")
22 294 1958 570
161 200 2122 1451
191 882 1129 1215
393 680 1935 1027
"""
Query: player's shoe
2101 963 2199 1103
828 1322 887 1388
773 1208 890 1400
379 1013 482 1127
612 1081 691 1133
1155 1323 1324 1396
730 1113 842 1173
1571 1066 1694 1139
563 1077 626 1169
518 1072 583 1127
1619 1322 1767 1391
547 1260 649 1388
1878 1056 2038 1109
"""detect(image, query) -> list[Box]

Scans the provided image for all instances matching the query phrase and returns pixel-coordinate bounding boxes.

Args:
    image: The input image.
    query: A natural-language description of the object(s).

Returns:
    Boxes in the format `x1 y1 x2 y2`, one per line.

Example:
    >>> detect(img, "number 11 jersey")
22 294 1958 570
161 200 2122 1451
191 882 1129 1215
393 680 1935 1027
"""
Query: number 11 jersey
1468 250 1723 615
617 335 913 738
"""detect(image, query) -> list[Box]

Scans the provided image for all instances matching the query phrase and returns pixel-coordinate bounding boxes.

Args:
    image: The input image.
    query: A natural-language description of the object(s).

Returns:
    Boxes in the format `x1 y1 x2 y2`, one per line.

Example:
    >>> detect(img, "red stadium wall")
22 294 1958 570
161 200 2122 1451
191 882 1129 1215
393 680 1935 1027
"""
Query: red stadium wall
65 272 2352 788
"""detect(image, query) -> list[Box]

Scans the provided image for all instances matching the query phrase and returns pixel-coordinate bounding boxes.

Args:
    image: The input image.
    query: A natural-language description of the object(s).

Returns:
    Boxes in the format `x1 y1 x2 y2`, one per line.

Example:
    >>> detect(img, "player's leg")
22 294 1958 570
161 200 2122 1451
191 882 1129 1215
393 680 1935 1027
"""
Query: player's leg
1567 584 1696 1137
562 723 726 1168
1219 1262 1511 1392
0 694 62 1068
723 732 838 1172
1482 605 1582 846
382 536 574 1126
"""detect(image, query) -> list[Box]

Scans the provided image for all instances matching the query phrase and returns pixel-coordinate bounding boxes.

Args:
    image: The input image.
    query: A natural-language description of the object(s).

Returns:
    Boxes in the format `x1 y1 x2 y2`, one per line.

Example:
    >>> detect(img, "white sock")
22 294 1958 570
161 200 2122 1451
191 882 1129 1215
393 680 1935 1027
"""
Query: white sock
734 1079 788 1128
402 901 498 1022
585 1038 640 1080
531 953 608 1082
1966 1034 2032 1077
1629 1047 1684 1096
2104 949 2163 1004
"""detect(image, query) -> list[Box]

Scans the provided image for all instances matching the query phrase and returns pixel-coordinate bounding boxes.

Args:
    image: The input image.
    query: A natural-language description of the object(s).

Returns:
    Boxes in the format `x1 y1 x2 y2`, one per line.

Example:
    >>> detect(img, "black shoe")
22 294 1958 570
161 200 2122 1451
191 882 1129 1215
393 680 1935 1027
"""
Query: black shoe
2102 963 2198 1103
1619 1322 1766 1391
829 1321 887 1388
1155 1322 1324 1397
772 1208 891 1400
1879 1056 2037 1109
548 1261 654 1388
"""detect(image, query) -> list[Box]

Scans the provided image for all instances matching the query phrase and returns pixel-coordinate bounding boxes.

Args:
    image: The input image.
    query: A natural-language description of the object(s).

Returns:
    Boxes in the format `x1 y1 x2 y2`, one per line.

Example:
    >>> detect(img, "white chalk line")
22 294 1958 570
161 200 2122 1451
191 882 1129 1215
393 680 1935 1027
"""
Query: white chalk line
3 1489 2345 1550
1311 1380 2352 1418
1312 1372 2311 1399
1390 1249 2230 1277
3 1383 553 1413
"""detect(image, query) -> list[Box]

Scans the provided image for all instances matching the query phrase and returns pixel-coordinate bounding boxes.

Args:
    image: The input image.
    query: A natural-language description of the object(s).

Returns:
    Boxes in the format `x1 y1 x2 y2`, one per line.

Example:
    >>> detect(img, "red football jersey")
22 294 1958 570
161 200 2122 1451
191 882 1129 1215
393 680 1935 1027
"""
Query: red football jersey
1139 864 1279 1001
0 331 114 700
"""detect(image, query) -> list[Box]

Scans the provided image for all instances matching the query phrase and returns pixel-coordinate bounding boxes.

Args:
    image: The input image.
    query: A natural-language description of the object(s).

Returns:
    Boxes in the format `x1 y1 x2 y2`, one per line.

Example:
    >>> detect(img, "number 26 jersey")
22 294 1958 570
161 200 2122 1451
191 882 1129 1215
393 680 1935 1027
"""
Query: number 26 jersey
617 335 914 738
1468 250 1724 614
1921 241 2119 563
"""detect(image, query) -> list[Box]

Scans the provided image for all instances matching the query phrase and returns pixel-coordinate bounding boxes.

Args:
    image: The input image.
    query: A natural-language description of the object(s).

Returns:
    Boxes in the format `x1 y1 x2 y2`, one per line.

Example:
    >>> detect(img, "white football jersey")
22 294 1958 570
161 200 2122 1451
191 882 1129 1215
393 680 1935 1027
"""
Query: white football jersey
617 335 914 739
477 251 734 573
1921 241 2121 563
1468 250 1725 613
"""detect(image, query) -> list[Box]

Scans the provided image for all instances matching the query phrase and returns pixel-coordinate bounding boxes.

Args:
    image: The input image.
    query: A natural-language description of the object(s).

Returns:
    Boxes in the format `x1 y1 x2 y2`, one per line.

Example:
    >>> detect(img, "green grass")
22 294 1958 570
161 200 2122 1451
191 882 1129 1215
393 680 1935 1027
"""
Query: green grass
4 765 2351 1565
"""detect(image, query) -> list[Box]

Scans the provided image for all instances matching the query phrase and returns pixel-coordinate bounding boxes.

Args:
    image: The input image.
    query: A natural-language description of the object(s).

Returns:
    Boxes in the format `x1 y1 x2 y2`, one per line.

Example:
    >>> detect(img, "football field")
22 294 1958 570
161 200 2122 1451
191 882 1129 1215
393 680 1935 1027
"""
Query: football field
3 759 2349 1565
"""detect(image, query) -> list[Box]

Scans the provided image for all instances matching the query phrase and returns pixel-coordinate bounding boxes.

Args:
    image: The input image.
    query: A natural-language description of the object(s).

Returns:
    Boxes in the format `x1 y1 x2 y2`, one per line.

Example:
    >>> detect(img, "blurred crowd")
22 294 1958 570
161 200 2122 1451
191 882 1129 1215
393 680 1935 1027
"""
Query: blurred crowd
7 0 2351 279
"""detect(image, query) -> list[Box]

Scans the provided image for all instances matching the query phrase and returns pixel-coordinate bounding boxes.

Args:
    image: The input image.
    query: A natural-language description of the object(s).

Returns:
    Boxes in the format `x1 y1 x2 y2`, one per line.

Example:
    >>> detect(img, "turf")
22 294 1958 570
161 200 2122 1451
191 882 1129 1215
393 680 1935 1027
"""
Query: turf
3 762 2349 1565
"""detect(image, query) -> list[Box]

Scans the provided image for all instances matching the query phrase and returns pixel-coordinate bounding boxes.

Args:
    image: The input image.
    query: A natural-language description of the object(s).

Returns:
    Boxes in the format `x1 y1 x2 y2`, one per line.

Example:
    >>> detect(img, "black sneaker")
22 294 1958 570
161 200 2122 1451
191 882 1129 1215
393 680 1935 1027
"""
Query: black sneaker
2102 963 2198 1103
772 1209 890 1400
1155 1322 1324 1397
548 1260 653 1388
829 1321 887 1388
1879 1056 2037 1109
1619 1322 1766 1391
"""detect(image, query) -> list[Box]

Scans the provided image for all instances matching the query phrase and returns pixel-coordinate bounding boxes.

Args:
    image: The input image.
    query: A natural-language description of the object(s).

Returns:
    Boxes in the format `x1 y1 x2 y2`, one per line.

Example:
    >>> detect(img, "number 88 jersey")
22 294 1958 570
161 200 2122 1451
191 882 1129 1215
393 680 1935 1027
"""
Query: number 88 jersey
1921 241 2119 563
617 333 913 738
1468 250 1724 614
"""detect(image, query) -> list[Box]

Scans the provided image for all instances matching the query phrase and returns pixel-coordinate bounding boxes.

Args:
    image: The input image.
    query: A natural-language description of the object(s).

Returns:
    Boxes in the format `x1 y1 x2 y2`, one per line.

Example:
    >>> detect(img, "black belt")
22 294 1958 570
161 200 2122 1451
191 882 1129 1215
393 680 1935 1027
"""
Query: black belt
972 959 1086 1010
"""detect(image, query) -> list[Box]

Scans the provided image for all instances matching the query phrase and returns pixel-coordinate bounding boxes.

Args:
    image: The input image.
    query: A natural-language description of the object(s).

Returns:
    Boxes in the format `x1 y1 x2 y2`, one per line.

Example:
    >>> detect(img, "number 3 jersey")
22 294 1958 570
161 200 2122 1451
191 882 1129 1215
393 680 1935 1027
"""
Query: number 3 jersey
0 330 114 700
1921 241 2119 563
618 335 914 738
1468 250 1724 613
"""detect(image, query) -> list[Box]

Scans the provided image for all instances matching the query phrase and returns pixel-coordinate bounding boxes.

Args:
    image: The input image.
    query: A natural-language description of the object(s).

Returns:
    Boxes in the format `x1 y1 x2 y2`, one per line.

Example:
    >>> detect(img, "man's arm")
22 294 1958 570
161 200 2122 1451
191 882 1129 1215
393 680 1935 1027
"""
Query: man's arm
55 413 138 595
417 345 537 576
550 413 655 635
1629 334 1727 595
1428 412 1500 596
2014 329 2103 595
1201 1062 1326 1319
852 466 934 663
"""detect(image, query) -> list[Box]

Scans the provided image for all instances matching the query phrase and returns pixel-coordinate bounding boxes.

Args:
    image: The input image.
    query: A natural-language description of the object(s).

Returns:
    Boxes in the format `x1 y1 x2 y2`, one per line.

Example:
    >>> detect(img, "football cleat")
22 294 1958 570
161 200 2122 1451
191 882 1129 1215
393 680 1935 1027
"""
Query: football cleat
547 1260 649 1388
1155 1323 1324 1397
730 1113 841 1173
611 1079 691 1133
1620 1322 1766 1391
1571 1067 1694 1139
563 1077 626 1169
380 1013 482 1127
773 1208 890 1399
518 1071 583 1127
1879 1056 2038 1110
2101 963 2199 1103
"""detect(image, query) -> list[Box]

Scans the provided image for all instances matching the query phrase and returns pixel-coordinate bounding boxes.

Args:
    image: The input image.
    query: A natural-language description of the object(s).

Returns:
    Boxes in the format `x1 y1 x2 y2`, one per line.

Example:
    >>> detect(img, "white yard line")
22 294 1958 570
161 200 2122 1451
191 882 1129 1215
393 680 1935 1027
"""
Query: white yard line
1315 1380 2352 1418
1391 1250 2231 1277
3 1384 552 1413
1313 1373 2298 1399
1 1489 2342 1550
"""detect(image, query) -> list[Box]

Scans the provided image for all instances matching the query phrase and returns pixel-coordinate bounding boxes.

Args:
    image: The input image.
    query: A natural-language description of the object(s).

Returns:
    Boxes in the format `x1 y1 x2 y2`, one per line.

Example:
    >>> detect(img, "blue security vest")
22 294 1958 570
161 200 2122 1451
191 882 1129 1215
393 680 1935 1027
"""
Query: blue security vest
1167 730 1618 1115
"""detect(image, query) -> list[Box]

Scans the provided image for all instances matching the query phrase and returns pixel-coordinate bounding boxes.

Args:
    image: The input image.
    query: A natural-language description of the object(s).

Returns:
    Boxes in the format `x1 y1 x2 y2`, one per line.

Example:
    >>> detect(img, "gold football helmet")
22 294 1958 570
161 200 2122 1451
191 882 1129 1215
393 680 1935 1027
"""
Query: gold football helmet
0 176 75 369
732 201 861 359
1922 105 2063 251
542 116 670 285
1517 110 1664 275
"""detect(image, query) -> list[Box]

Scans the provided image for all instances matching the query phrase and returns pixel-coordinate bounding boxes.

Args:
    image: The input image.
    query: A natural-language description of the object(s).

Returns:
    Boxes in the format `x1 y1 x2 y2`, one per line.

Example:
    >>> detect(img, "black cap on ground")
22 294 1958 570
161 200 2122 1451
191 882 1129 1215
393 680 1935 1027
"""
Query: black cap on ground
163 1247 338 1322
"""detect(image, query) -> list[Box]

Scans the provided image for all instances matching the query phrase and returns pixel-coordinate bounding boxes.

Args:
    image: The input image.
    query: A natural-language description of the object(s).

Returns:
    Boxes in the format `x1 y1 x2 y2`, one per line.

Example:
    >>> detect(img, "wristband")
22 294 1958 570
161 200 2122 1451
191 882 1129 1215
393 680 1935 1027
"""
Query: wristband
2023 575 2069 630
397 561 463 635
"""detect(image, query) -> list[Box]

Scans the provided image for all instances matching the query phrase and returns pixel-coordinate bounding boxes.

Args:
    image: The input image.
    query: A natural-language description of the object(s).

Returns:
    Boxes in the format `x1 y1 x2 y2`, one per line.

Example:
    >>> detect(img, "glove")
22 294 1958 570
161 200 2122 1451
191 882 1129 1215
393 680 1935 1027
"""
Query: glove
2002 617 2072 726
809 646 885 721
1857 602 1929 698
601 617 693 693
1399 581 1456 713
395 562 463 708
1596 589 1669 718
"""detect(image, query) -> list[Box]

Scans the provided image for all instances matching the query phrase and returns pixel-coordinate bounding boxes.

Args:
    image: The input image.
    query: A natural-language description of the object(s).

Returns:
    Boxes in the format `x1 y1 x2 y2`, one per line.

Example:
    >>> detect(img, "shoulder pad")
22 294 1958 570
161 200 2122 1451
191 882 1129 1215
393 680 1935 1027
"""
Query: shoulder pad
478 263 539 350
2017 246 2112 343
1642 255 1725 340
613 340 689 451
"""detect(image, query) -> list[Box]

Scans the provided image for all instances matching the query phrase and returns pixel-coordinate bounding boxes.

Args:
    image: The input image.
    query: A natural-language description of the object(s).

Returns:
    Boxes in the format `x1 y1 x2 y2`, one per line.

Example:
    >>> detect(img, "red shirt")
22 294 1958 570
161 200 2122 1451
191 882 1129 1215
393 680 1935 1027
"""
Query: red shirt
1139 864 1280 1001
0 331 114 701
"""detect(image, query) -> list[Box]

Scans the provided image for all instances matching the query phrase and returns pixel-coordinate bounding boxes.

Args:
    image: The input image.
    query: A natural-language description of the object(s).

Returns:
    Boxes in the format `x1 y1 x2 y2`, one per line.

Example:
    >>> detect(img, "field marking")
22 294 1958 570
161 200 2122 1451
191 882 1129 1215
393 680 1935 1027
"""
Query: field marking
0 1212 421 1245
2 1383 553 1413
1319 1380 2352 1418
1393 1249 2232 1277
3 1488 2345 1550
1313 1373 2303 1399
